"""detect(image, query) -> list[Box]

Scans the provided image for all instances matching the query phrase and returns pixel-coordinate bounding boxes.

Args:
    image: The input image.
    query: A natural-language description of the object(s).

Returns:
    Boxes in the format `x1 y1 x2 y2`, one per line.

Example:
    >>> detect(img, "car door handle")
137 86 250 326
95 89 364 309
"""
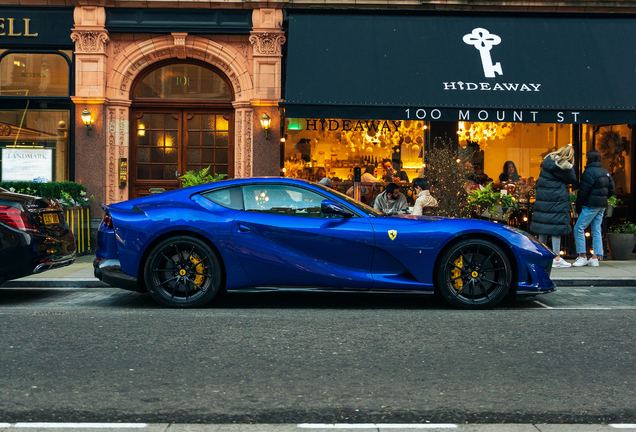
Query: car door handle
238 224 251 232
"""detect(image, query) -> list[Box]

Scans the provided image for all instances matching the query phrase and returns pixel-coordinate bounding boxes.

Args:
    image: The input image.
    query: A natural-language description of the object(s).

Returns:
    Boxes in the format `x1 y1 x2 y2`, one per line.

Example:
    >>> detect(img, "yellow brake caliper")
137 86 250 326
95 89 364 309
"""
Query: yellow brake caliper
189 255 206 289
450 256 463 291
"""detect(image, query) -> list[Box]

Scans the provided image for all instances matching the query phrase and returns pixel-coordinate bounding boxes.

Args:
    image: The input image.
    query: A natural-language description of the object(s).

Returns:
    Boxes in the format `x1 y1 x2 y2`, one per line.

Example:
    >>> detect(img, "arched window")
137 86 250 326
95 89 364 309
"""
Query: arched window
134 63 231 100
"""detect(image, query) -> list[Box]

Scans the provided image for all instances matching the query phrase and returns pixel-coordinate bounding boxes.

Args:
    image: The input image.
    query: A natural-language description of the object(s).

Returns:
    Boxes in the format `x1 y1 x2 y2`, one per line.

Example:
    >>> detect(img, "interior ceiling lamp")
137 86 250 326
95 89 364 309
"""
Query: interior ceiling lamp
457 121 514 149
260 113 272 139
81 107 94 135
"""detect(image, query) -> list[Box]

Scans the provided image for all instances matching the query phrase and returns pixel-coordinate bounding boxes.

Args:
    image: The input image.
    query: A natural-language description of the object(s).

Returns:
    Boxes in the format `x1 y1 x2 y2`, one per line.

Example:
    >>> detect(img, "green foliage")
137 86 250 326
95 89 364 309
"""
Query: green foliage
179 166 227 188
0 181 94 209
424 141 469 218
609 221 636 235
467 183 499 214
467 183 518 219
499 193 519 211
608 195 622 208
569 190 577 204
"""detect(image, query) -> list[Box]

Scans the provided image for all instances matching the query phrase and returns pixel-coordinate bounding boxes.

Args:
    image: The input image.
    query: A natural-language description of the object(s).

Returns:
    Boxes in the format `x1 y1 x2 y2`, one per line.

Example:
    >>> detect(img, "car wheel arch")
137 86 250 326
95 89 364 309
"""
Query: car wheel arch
137 230 227 293
433 233 519 298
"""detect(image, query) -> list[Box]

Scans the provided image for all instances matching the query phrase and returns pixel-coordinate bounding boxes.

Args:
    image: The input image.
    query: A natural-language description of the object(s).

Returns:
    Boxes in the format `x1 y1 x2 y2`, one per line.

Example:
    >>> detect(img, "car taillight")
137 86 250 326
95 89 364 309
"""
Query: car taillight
102 212 113 230
0 205 38 233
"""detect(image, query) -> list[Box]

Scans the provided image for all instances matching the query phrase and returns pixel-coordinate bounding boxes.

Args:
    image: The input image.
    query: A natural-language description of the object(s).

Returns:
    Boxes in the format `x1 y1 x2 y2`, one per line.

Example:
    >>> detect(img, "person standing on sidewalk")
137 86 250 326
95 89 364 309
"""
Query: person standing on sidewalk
530 144 577 268
573 149 615 267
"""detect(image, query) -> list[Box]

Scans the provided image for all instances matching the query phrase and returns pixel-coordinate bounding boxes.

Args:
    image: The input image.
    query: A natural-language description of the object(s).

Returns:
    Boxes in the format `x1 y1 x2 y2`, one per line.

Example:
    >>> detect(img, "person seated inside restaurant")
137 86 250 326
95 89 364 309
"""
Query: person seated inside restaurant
315 167 333 188
473 163 489 184
361 164 382 183
412 178 437 215
382 159 400 182
373 182 408 215
498 160 527 185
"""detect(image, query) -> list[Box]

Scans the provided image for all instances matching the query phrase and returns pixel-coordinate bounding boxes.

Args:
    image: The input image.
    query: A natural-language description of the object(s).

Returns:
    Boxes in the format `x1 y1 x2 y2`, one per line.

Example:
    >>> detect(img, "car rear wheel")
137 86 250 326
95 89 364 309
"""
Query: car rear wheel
144 236 221 308
436 239 512 309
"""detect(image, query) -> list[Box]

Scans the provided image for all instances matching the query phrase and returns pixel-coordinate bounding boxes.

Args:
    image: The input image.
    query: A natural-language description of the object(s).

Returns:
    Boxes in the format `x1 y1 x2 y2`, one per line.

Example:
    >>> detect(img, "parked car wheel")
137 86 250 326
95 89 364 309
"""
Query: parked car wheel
144 236 221 308
436 239 512 309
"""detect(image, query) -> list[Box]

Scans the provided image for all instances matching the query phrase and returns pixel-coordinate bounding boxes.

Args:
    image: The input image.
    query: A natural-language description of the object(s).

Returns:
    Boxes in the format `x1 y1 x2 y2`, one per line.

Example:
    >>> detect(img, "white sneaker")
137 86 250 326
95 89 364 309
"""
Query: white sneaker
588 258 599 267
552 258 572 268
573 256 589 267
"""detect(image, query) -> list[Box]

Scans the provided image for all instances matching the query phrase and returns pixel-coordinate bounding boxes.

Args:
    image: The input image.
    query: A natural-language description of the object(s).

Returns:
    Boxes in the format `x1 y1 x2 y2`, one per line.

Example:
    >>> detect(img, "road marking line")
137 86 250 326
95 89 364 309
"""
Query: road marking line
610 425 636 429
534 300 552 308
12 424 148 428
298 425 457 429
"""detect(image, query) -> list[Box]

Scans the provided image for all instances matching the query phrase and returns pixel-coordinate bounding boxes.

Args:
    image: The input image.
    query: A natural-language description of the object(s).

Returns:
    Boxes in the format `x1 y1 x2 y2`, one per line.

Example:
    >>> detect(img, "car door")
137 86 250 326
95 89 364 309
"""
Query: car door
232 184 376 288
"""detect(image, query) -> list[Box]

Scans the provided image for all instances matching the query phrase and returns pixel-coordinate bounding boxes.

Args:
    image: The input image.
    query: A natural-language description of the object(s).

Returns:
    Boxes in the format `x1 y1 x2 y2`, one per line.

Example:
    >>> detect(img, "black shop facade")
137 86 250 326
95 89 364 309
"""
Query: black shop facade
280 10 636 220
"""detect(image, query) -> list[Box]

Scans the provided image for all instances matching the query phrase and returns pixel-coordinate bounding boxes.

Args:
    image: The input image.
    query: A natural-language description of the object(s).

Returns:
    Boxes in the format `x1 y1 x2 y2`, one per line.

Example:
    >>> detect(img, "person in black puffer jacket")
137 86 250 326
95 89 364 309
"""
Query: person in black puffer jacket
530 145 577 268
572 149 615 267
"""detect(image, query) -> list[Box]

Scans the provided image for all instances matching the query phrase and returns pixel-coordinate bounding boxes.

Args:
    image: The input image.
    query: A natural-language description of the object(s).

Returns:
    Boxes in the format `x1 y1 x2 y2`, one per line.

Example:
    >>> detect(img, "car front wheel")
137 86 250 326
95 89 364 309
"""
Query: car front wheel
436 239 512 309
144 236 221 308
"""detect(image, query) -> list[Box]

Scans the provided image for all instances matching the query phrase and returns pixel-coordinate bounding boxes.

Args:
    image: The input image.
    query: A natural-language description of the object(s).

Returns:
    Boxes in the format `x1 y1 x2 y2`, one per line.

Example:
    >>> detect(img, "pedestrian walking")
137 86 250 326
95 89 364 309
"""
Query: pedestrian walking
573 149 615 267
530 144 577 268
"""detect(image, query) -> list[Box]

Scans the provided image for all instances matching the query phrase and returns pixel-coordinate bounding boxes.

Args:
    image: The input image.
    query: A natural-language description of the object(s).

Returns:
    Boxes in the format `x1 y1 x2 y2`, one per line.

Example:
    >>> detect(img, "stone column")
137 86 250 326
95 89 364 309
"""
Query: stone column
249 8 285 177
233 101 254 179
105 103 130 205
71 6 110 219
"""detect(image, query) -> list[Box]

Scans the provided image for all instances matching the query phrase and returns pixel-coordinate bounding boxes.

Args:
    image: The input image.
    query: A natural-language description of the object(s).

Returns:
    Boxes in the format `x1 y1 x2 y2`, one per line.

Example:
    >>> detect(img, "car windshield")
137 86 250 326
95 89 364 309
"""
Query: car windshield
312 182 382 217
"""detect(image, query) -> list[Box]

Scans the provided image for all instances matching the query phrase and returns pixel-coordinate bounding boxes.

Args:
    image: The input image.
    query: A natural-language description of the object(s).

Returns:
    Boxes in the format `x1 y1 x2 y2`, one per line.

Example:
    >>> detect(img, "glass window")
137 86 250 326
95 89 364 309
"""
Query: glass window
135 64 231 100
201 187 243 210
0 109 70 182
0 53 69 97
588 124 633 195
243 184 329 218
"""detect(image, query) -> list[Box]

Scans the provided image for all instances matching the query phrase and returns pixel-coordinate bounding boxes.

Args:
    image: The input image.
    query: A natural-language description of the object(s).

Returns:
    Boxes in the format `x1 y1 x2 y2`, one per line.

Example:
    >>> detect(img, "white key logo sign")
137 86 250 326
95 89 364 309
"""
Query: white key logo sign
463 28 503 78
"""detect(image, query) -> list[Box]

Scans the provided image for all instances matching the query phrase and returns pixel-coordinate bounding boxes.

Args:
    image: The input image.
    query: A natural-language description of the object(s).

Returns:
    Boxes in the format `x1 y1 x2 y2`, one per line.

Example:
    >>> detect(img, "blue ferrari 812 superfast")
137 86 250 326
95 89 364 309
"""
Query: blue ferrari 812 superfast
94 177 556 309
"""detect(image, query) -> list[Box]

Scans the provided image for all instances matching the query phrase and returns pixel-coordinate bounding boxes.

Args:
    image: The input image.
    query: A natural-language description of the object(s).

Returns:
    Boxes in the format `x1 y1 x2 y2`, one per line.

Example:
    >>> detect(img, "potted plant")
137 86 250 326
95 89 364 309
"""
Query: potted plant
467 183 499 219
178 166 227 187
606 195 621 218
607 221 636 260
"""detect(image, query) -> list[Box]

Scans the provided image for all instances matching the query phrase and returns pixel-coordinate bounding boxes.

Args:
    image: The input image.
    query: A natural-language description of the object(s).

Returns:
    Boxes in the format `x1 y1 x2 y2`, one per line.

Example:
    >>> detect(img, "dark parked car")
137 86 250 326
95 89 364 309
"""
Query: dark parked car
94 178 555 309
0 187 77 284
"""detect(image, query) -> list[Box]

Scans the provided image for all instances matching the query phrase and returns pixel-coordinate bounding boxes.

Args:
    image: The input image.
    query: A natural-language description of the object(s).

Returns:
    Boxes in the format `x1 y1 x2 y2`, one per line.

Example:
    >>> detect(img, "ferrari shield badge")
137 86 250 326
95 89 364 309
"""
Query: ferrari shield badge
388 230 397 240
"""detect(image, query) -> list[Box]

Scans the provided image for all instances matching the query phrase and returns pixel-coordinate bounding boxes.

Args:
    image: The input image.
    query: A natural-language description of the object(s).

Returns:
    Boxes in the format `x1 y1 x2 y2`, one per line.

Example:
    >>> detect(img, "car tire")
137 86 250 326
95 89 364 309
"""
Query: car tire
436 239 512 309
144 236 222 308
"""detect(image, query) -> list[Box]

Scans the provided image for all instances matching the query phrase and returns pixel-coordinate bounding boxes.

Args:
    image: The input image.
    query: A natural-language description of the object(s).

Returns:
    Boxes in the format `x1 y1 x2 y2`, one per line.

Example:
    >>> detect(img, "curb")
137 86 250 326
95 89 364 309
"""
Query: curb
552 278 636 287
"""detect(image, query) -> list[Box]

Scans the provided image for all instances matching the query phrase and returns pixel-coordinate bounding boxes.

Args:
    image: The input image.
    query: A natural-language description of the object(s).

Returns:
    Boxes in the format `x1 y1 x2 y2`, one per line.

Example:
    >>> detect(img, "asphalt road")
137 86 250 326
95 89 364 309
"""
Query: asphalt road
0 286 635 425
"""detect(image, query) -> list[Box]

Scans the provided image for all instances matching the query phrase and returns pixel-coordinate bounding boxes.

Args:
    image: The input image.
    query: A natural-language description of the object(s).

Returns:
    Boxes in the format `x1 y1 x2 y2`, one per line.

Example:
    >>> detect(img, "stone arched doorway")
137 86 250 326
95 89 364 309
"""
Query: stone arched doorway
103 34 254 202
128 60 235 198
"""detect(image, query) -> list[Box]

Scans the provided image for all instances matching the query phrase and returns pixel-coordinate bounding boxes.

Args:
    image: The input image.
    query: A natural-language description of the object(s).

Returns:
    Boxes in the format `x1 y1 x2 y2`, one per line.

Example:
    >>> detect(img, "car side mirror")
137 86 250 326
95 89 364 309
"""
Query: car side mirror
321 199 352 217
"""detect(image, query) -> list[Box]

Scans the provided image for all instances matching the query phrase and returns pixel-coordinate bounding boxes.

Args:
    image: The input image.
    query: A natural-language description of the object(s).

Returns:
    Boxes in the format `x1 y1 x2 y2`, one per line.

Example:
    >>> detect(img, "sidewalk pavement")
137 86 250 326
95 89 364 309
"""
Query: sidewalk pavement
3 253 636 288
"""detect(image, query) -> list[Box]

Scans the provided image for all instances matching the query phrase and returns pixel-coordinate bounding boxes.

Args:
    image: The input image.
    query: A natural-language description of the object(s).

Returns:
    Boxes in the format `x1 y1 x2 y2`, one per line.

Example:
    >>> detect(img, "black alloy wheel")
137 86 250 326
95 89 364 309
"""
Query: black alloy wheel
144 236 222 307
436 239 512 309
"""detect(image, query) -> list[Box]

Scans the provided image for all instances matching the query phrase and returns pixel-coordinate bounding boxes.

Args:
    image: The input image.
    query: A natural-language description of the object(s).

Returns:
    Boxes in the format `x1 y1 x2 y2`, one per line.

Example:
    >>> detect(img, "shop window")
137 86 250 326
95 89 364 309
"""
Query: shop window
588 124 633 195
284 118 425 183
135 64 231 100
0 109 69 182
0 53 69 97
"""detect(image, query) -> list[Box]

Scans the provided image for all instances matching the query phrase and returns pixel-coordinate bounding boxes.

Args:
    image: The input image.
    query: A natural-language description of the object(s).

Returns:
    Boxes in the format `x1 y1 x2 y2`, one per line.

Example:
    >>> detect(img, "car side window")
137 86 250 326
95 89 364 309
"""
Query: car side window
242 185 329 218
201 187 244 210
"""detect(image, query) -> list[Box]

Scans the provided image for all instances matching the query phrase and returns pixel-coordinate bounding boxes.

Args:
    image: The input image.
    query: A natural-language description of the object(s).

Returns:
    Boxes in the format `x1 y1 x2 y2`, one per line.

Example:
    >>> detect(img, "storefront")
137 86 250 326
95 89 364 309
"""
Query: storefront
280 10 636 218
0 7 75 183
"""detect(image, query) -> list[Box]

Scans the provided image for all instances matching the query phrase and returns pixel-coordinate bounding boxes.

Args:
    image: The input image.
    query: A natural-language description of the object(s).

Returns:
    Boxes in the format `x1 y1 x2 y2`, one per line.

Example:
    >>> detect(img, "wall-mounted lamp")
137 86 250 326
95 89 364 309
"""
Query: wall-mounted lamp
81 107 94 135
260 113 271 139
